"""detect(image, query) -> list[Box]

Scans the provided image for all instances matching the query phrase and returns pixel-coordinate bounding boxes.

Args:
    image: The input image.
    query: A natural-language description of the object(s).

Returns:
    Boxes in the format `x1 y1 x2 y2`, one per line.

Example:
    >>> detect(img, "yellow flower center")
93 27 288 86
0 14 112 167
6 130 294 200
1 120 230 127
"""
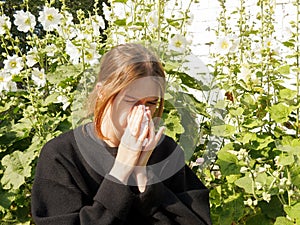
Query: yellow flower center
47 14 54 22
25 18 31 25
86 52 93 60
221 41 229 49
0 76 4 82
175 40 182 48
10 61 17 68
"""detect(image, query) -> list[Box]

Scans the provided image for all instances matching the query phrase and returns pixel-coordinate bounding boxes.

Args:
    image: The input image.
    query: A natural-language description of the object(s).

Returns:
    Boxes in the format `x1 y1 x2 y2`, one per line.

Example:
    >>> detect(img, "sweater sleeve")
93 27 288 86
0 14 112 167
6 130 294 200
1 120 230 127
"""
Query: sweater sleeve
133 166 212 225
31 139 136 225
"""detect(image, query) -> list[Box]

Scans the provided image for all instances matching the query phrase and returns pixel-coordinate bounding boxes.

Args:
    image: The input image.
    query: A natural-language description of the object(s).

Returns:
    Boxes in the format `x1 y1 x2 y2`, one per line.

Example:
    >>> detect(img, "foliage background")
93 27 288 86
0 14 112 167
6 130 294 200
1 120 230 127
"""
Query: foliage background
0 0 299 224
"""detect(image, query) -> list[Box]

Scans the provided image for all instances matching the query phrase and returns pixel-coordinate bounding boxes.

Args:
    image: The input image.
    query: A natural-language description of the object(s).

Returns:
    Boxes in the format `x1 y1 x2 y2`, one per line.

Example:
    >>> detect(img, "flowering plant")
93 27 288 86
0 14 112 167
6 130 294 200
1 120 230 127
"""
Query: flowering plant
197 0 300 224
0 0 212 223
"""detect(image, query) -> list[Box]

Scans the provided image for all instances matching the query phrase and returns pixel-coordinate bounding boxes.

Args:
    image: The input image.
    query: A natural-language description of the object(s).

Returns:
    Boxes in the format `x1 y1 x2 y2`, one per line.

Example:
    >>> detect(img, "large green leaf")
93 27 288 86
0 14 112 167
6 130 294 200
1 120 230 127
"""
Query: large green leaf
284 203 300 222
211 124 235 137
235 174 253 194
274 217 294 225
1 151 32 190
269 103 293 123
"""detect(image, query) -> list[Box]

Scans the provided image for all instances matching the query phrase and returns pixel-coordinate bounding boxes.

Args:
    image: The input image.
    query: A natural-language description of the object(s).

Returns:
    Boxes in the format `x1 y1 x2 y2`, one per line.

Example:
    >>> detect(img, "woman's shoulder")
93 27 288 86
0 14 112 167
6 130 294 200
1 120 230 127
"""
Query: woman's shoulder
43 129 76 151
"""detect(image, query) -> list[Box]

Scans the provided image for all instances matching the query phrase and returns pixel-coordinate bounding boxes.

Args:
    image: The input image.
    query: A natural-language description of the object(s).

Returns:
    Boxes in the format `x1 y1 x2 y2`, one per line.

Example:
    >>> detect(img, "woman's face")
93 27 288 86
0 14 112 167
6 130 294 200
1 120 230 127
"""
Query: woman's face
110 76 164 137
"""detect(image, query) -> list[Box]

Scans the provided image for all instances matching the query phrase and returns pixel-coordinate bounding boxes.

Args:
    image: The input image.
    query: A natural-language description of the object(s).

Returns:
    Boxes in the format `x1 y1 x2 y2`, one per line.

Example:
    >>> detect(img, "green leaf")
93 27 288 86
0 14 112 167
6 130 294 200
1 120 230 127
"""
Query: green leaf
219 194 244 225
277 154 295 166
277 65 290 75
243 119 264 128
282 41 295 47
255 135 274 150
246 213 273 225
0 190 15 213
229 107 244 116
235 174 253 194
163 109 184 140
44 92 60 105
1 151 32 190
269 103 293 123
279 88 297 100
284 203 300 222
217 149 241 176
211 124 235 137
274 217 294 225
236 132 257 144
47 64 82 84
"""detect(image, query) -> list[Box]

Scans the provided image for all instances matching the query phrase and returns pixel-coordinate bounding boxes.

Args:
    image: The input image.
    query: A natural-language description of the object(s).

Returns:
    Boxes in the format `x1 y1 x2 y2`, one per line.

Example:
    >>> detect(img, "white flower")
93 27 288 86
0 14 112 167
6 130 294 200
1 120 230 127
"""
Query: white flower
31 68 46 87
0 15 11 35
229 35 239 53
237 64 251 81
213 36 232 55
0 70 12 92
262 192 271 202
26 47 39 67
55 95 70 110
255 182 262 190
63 11 73 26
84 43 101 66
13 10 36 32
244 198 253 206
253 200 258 206
45 44 56 57
240 166 248 173
65 40 80 64
169 34 188 53
94 15 105 30
102 2 112 21
264 38 280 55
4 55 23 74
147 10 159 29
111 2 127 20
38 6 62 31
257 166 266 173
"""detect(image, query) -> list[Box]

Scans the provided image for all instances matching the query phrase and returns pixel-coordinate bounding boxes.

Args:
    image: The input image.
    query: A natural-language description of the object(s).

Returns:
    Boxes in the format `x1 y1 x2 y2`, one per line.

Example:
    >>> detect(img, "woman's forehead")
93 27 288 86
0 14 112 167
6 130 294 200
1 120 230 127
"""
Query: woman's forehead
123 77 164 99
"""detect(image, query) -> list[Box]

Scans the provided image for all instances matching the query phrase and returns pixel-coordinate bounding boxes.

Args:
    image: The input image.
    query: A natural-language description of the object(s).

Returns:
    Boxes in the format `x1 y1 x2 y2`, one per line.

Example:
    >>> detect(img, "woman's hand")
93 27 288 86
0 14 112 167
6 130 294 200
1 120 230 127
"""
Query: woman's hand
109 105 149 184
134 109 165 192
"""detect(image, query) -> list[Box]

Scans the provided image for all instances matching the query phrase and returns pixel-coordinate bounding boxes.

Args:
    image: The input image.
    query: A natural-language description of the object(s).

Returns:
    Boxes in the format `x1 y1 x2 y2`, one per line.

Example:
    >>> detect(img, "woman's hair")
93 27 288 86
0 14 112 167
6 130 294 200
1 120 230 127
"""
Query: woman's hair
89 43 166 139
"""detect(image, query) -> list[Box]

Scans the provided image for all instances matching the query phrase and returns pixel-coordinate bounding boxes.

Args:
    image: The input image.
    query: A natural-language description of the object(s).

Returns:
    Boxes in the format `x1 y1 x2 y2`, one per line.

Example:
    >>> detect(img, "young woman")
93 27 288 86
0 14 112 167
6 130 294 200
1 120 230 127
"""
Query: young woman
31 43 212 225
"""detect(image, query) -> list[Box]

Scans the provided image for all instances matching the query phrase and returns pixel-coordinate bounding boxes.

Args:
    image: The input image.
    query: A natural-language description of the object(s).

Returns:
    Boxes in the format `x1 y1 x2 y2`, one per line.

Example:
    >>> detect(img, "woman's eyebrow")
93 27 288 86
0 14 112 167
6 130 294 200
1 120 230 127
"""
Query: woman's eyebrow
124 95 159 101
124 95 138 100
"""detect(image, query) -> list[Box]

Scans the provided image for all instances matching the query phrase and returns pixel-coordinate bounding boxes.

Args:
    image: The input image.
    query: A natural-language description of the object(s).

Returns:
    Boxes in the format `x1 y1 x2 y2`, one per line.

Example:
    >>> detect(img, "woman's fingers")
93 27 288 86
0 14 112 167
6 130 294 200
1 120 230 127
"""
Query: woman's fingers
155 126 165 143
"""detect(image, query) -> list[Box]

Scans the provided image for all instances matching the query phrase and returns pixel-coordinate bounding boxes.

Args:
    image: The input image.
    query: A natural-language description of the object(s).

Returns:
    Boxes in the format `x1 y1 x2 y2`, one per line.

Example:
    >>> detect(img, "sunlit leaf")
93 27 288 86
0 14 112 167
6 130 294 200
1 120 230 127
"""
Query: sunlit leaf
269 103 293 123
1 151 32 190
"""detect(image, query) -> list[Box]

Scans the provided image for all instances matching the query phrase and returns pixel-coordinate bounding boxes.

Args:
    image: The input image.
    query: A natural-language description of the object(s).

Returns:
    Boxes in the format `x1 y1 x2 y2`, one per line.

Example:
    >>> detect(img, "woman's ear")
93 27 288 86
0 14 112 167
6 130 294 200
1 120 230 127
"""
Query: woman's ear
96 82 103 98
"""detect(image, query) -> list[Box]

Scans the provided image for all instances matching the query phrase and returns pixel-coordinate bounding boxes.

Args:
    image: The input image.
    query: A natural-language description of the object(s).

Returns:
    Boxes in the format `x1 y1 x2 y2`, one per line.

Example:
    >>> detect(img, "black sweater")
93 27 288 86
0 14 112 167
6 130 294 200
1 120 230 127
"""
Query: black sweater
31 123 211 225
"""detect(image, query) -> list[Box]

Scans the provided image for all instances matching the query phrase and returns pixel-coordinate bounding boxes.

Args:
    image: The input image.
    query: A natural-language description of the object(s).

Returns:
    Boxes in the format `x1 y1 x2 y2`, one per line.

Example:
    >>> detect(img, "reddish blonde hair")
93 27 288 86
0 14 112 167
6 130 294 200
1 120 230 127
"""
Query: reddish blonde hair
89 43 166 140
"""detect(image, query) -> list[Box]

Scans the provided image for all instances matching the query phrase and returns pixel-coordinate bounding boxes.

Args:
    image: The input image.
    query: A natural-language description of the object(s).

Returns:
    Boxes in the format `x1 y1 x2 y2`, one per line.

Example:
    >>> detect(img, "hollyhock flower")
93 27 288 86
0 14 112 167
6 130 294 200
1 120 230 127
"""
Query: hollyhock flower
55 95 70 110
4 55 23 75
13 10 36 32
38 6 62 31
26 47 39 67
94 15 105 30
84 43 101 66
169 34 188 53
102 2 112 21
31 68 46 87
213 36 232 55
0 15 11 35
0 70 12 92
147 10 159 29
65 40 80 64
112 2 126 20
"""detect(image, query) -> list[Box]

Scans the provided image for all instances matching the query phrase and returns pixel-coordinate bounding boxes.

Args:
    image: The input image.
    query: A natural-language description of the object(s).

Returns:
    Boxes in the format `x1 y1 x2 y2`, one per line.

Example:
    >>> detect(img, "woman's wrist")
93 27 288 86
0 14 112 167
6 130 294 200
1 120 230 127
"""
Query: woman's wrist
109 161 133 184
